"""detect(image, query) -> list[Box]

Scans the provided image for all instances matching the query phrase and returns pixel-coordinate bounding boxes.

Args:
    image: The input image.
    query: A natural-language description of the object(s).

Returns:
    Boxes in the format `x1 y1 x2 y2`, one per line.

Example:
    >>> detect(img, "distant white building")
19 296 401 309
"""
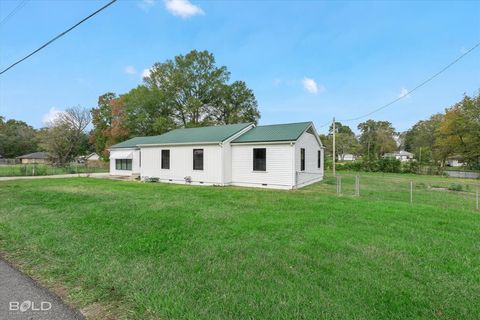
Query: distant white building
109 122 325 190
446 156 464 167
337 153 356 161
383 150 414 162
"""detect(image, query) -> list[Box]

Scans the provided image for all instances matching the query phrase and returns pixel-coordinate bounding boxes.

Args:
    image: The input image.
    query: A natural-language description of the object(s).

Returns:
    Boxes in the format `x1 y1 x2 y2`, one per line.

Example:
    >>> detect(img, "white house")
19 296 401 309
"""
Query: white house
109 122 324 189
383 150 414 162
337 153 356 161
446 155 464 167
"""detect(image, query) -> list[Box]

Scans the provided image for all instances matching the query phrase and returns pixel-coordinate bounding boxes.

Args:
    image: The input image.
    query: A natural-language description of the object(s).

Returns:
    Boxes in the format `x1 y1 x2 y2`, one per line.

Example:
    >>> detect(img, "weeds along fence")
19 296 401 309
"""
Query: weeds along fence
308 173 480 212
0 163 109 177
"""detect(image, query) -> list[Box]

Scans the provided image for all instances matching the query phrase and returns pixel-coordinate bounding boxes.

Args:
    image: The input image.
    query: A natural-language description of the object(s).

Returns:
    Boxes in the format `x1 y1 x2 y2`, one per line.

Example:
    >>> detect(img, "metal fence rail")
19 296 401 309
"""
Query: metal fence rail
306 173 480 212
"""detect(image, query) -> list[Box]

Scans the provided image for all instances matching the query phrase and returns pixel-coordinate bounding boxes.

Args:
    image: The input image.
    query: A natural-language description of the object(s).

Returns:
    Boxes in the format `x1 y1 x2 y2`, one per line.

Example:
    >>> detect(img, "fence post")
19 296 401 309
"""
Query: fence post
410 181 413 205
336 175 342 196
476 187 479 211
355 176 360 197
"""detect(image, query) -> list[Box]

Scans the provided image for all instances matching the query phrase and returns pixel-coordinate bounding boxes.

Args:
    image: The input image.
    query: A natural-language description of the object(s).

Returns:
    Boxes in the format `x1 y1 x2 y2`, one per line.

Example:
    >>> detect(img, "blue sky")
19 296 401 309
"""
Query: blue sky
0 0 479 134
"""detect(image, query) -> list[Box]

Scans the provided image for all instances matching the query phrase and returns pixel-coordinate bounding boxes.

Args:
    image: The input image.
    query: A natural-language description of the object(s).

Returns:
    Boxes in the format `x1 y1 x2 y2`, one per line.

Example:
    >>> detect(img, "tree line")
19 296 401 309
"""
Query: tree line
320 91 480 170
90 50 260 159
1 49 478 170
0 50 260 164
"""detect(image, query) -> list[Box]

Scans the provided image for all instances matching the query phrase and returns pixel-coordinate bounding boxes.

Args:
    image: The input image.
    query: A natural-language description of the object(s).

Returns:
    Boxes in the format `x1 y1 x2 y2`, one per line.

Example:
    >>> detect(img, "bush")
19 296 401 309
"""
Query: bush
448 184 463 192
336 158 401 173
402 161 419 174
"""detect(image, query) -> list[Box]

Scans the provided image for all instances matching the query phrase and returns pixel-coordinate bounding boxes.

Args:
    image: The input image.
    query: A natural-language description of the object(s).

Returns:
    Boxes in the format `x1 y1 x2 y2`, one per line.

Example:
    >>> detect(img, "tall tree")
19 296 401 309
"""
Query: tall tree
90 93 130 159
358 120 396 159
328 122 359 160
0 119 38 158
144 50 260 127
41 106 91 165
435 94 480 167
404 113 443 163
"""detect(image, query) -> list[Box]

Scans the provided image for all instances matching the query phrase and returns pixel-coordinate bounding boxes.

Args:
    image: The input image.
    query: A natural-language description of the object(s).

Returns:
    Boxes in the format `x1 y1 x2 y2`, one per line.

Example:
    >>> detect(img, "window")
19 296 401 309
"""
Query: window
318 150 321 168
115 159 132 171
253 148 266 171
300 148 305 171
193 149 204 170
161 150 170 169
139 151 141 167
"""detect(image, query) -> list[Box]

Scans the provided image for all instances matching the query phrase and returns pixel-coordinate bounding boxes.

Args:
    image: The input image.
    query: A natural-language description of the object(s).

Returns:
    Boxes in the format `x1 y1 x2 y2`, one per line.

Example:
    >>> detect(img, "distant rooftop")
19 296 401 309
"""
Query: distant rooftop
16 152 50 159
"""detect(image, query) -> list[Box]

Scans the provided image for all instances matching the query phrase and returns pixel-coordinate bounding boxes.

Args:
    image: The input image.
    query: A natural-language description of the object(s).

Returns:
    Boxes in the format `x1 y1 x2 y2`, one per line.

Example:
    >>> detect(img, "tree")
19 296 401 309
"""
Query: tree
357 120 397 159
144 50 260 127
122 86 175 137
41 106 91 165
90 93 130 159
404 113 443 164
435 93 480 167
0 118 38 158
327 122 359 160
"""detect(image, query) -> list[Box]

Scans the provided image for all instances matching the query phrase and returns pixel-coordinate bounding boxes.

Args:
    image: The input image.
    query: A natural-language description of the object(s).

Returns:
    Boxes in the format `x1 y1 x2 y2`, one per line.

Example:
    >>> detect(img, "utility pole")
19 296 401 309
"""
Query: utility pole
332 117 336 177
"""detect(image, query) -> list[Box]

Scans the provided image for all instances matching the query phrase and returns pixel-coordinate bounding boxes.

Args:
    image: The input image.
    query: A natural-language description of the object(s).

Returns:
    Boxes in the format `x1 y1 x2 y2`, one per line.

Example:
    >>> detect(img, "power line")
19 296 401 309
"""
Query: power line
316 40 480 130
337 41 480 122
0 0 117 75
0 0 29 27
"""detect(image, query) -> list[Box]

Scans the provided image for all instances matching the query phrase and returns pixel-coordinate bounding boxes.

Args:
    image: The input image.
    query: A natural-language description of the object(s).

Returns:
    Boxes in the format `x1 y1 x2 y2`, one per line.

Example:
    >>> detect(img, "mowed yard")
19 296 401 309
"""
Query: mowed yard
0 175 479 319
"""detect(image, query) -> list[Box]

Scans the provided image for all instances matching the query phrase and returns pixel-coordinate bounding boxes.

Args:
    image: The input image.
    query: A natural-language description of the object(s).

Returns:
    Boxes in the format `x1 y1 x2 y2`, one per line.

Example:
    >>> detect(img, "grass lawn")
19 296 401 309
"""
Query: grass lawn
0 175 479 319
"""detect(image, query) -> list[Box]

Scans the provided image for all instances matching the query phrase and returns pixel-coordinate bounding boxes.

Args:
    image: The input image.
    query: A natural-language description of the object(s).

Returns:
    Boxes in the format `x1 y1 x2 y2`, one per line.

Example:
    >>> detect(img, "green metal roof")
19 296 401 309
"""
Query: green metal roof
232 122 312 143
110 123 252 148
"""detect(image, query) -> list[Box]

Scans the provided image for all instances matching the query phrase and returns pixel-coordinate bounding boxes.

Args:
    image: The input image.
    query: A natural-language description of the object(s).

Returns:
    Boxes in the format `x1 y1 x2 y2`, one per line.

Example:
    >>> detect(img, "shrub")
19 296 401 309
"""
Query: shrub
448 184 463 192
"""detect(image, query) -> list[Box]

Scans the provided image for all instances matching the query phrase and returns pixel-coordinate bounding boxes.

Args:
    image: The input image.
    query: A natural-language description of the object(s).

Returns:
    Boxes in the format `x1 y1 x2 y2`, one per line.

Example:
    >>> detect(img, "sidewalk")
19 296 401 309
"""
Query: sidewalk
0 258 84 320
0 172 109 181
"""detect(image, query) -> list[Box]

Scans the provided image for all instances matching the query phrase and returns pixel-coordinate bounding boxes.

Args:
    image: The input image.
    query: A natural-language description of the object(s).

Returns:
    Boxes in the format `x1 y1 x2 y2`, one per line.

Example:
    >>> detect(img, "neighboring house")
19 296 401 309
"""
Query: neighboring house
16 152 50 164
77 153 103 166
109 122 324 189
383 150 414 162
446 155 464 167
337 153 356 161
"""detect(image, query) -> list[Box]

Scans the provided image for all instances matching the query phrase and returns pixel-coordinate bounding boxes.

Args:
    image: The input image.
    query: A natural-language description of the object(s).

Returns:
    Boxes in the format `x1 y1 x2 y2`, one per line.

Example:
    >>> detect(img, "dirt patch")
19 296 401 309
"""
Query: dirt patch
81 302 117 320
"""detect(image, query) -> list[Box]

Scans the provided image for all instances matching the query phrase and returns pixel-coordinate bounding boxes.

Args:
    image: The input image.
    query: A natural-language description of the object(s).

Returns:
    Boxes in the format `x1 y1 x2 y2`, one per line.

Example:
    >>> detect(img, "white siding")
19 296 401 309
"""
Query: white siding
231 143 295 189
222 124 254 185
295 131 324 188
109 148 140 176
140 144 223 185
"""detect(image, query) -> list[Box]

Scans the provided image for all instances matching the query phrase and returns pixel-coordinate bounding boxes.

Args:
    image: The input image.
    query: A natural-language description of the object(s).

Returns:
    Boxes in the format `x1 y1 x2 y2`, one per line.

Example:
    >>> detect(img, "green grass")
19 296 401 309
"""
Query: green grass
0 164 108 177
0 174 479 319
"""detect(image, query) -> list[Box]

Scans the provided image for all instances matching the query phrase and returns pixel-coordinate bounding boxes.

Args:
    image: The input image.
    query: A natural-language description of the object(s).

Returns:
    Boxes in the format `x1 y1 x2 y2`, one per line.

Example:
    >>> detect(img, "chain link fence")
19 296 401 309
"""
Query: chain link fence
305 173 480 212
0 163 109 177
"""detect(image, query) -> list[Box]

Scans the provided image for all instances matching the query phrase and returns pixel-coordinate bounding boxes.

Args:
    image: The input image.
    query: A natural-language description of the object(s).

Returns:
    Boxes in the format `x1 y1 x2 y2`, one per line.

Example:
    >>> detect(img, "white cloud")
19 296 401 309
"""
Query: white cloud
398 87 409 98
164 0 204 18
302 77 325 95
42 107 63 125
273 78 282 86
124 65 137 75
142 68 151 78
139 0 156 11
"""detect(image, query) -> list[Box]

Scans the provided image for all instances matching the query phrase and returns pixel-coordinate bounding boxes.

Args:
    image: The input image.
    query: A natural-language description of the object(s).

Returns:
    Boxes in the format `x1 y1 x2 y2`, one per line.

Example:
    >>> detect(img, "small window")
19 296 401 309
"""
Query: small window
161 150 170 169
116 159 132 171
253 148 266 171
193 149 204 170
300 148 305 171
139 151 141 167
318 150 321 168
